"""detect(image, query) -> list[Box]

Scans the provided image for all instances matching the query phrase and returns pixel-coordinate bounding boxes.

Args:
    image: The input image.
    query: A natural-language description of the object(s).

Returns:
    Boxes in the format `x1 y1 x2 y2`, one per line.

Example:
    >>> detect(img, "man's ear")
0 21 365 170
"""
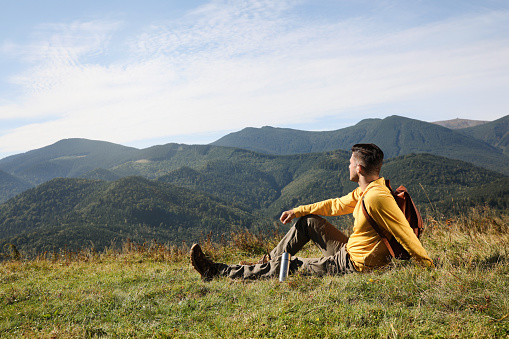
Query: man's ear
356 163 363 175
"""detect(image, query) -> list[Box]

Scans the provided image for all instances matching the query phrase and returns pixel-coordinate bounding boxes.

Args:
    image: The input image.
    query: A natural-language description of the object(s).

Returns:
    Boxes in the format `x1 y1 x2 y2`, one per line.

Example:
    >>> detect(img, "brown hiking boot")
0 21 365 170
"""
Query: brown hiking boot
239 253 270 266
190 244 220 281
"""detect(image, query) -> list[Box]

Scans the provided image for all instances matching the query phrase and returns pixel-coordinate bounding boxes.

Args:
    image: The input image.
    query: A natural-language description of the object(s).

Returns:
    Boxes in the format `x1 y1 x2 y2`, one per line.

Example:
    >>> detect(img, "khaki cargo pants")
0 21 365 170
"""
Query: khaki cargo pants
217 215 356 279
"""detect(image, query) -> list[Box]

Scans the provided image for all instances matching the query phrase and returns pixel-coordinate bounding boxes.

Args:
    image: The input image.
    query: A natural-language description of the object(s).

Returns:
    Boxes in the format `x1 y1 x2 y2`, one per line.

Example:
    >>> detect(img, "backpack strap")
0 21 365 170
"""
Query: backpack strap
361 198 397 258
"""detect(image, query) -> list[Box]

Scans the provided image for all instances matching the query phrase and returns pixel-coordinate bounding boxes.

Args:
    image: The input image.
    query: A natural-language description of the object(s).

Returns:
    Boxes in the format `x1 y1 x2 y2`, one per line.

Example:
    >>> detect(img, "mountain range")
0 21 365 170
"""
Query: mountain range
211 115 509 174
1 116 507 198
0 115 508 254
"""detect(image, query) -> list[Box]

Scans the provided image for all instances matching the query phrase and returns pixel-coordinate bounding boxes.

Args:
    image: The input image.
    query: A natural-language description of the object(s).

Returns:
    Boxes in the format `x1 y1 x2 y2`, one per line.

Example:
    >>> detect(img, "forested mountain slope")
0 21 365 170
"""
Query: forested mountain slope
456 115 509 155
0 170 32 203
0 177 254 254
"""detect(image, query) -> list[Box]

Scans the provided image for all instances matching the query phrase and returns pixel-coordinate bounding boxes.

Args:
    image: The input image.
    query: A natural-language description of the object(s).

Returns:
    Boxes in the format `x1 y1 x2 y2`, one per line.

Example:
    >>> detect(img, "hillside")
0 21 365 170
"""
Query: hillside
0 138 140 185
79 168 121 181
457 115 509 156
155 150 360 220
0 176 254 254
154 151 507 218
0 142 235 187
211 115 509 175
381 153 509 212
0 169 32 203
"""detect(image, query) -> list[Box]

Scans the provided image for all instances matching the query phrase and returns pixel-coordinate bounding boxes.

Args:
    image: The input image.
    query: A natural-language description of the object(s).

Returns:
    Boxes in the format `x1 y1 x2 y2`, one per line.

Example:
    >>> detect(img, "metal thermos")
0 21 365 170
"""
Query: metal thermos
279 252 290 282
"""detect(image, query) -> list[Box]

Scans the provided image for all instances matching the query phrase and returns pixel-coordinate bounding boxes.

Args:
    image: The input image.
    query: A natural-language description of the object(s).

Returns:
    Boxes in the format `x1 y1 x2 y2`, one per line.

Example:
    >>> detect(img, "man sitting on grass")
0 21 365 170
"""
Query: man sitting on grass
190 143 433 281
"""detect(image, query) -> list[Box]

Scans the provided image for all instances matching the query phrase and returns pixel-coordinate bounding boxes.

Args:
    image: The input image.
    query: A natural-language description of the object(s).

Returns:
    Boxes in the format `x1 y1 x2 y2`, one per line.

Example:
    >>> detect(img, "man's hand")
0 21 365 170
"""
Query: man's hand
280 209 296 224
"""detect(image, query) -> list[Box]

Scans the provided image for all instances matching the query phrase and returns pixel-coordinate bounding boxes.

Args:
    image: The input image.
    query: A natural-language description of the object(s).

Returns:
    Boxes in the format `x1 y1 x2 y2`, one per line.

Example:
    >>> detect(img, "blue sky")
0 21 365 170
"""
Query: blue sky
1 0 508 159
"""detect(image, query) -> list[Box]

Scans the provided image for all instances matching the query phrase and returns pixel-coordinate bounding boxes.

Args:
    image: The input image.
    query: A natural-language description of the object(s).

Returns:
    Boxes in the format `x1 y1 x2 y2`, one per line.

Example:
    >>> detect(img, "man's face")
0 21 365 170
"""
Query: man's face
349 153 360 182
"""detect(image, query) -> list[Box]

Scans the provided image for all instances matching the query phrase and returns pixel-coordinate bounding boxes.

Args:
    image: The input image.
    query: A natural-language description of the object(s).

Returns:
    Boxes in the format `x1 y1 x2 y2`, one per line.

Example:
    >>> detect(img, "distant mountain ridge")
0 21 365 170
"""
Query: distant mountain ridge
212 115 509 175
456 115 509 156
432 118 489 129
0 138 139 185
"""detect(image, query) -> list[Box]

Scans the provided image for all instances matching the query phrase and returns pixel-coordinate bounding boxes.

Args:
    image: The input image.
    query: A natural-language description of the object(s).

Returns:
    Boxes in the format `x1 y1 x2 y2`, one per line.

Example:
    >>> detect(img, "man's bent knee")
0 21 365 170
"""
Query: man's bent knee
295 214 327 234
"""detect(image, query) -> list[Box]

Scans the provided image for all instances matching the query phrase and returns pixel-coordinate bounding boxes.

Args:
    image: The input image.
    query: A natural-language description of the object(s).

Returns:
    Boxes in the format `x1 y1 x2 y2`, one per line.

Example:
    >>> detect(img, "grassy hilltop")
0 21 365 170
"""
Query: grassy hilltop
1 207 508 338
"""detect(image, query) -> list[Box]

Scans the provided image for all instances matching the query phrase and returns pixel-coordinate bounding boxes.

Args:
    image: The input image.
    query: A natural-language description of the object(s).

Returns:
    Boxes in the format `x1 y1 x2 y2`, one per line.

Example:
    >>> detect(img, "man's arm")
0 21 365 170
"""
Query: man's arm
280 190 359 224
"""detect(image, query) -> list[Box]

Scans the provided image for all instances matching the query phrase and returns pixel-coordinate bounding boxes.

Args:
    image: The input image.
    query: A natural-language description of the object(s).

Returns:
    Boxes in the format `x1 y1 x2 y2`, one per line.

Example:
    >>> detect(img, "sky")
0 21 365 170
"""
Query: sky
1 0 508 160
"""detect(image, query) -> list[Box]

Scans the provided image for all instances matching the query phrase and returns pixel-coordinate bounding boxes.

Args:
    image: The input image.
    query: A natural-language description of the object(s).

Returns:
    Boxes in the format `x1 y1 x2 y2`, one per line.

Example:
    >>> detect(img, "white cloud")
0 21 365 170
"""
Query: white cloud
0 1 508 156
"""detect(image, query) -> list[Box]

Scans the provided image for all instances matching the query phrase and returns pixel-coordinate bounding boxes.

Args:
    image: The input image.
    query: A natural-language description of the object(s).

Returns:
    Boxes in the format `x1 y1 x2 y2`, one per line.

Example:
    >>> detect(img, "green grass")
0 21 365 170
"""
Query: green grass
1 207 508 338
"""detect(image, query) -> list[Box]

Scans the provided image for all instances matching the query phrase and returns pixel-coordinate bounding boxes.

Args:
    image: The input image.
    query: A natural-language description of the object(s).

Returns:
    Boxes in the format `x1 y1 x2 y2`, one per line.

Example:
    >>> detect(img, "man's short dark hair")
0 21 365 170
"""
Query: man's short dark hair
351 143 384 175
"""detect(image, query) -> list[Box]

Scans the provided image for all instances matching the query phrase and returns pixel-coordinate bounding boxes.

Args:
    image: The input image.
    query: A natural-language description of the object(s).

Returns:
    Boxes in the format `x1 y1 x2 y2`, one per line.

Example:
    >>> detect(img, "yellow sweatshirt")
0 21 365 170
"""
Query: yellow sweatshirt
293 178 433 271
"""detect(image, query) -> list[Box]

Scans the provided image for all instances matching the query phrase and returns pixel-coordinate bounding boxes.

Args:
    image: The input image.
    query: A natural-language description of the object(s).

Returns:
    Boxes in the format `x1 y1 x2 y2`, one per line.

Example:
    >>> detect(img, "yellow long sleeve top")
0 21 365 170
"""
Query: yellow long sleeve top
293 177 433 271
